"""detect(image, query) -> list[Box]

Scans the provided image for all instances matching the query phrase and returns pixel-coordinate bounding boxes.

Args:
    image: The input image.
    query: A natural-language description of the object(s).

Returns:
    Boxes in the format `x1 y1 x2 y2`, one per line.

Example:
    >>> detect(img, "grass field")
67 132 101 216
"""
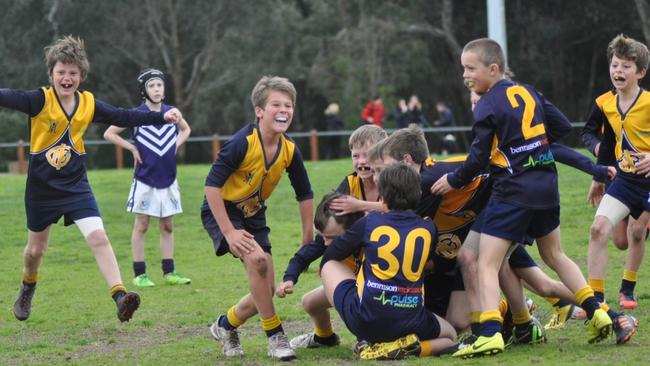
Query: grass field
0 157 648 365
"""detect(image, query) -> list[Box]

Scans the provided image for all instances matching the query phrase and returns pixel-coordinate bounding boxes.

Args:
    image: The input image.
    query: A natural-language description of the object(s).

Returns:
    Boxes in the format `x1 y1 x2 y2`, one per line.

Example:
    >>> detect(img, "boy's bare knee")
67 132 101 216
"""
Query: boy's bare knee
590 218 611 241
246 254 268 278
86 230 110 249
25 242 47 258
134 221 149 235
159 220 173 234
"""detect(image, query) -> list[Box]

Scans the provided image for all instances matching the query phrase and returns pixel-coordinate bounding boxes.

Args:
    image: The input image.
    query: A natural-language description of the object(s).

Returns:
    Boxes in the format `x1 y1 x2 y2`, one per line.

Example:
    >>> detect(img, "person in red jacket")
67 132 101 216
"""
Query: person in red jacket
361 96 385 127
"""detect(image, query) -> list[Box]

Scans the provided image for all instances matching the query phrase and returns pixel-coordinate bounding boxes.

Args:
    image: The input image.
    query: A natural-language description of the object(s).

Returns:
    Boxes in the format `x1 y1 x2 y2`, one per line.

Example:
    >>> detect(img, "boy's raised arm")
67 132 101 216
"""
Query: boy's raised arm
0 88 45 116
93 99 181 127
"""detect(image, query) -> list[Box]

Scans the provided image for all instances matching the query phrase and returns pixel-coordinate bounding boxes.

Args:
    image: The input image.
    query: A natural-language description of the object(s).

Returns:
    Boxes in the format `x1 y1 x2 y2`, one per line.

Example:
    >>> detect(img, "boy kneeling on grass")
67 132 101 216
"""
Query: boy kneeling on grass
320 163 457 360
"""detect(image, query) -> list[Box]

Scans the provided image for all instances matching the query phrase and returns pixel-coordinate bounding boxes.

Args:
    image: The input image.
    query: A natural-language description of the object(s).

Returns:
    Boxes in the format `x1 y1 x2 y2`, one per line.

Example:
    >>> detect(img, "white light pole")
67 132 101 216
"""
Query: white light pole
487 0 508 63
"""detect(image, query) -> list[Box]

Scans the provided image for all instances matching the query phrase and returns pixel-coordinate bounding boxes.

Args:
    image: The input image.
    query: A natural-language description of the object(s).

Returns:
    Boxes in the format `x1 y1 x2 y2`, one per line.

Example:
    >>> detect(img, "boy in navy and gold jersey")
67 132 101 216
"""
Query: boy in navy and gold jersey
320 163 457 360
276 124 386 350
588 34 650 319
431 38 613 357
329 124 387 214
582 88 645 310
202 76 313 361
276 192 364 349
5 36 182 323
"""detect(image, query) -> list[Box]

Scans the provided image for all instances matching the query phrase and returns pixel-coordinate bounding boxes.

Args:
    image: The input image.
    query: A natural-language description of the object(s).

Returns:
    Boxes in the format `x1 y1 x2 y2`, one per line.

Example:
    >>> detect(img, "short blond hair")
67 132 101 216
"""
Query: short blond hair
325 103 340 115
607 34 650 72
44 35 90 81
367 138 388 163
348 124 387 150
251 75 297 109
463 38 506 74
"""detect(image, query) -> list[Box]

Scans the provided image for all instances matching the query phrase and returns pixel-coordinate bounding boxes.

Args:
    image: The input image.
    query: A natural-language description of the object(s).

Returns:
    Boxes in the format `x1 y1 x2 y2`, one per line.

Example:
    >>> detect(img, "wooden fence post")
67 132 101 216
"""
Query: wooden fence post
310 129 319 161
17 139 26 174
212 134 221 161
115 145 124 169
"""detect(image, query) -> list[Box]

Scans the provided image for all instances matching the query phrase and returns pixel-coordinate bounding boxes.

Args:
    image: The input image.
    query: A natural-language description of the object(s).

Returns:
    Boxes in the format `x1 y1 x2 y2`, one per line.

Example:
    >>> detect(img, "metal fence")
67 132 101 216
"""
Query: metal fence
0 123 588 174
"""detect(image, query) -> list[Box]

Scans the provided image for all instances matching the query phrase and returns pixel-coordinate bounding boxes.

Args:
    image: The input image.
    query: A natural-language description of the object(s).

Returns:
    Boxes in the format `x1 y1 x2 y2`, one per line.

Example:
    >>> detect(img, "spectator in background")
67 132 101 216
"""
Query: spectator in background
434 101 456 127
434 101 457 156
392 98 410 128
324 103 344 159
360 96 384 127
406 94 429 127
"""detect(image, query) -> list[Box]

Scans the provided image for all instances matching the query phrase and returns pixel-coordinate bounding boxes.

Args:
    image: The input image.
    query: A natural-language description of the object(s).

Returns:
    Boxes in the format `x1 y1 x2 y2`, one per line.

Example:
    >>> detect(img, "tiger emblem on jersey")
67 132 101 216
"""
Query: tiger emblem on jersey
435 233 462 259
235 194 263 218
46 144 72 170
618 150 641 174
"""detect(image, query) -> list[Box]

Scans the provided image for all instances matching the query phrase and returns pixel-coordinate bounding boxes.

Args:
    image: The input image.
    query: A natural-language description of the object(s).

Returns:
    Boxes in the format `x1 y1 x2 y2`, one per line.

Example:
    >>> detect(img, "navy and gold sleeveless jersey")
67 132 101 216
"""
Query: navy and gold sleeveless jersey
204 123 313 217
27 87 96 203
0 86 171 206
598 89 650 190
447 79 572 209
581 90 616 159
336 172 367 200
321 210 436 331
418 157 490 273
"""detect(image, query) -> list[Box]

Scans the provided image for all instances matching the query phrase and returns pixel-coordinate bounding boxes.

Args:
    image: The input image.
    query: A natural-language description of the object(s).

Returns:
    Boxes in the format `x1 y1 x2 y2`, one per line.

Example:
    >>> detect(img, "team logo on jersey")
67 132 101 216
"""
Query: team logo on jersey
523 151 555 168
618 150 641 173
435 233 462 259
244 171 254 185
372 291 419 308
235 194 263 218
48 121 57 133
45 144 72 170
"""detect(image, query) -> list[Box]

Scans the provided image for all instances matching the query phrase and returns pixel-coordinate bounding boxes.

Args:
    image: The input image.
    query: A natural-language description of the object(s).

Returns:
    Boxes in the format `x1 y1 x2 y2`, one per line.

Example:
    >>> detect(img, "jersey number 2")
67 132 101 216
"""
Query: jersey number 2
370 226 431 281
506 85 546 140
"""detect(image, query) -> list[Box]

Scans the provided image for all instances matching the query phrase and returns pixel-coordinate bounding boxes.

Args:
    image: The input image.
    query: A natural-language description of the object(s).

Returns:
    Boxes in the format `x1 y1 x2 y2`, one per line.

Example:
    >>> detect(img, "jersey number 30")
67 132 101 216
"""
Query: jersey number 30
506 85 546 140
370 226 431 282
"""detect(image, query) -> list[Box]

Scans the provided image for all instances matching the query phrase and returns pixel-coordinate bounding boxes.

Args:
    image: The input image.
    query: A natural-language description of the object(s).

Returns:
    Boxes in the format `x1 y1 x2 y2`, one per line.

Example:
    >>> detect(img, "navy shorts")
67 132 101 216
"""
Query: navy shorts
423 269 464 317
26 196 100 232
333 279 441 343
481 199 559 242
507 244 538 269
201 205 271 256
606 178 650 219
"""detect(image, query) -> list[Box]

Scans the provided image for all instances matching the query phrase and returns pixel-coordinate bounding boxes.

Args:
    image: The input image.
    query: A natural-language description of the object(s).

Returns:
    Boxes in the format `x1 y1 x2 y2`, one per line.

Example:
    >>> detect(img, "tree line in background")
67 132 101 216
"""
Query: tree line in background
1 0 650 168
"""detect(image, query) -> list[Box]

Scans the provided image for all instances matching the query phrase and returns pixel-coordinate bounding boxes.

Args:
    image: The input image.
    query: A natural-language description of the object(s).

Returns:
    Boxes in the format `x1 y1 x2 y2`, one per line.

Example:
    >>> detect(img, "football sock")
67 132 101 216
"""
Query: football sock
314 324 334 338
588 278 605 302
513 311 532 333
133 261 146 277
498 299 509 318
620 270 637 295
479 310 503 337
470 311 481 335
111 284 127 303
575 286 600 319
314 330 339 346
162 259 174 275
22 271 38 286
419 340 434 357
219 305 243 330
261 314 283 337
